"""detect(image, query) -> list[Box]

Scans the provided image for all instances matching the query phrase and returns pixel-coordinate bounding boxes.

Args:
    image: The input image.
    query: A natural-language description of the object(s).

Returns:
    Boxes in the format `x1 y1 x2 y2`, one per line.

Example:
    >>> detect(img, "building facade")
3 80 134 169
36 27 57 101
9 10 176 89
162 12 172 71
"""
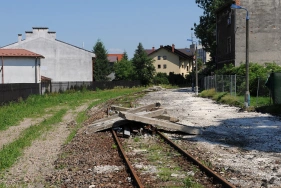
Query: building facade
216 0 281 67
0 49 44 83
146 45 193 77
1 27 95 82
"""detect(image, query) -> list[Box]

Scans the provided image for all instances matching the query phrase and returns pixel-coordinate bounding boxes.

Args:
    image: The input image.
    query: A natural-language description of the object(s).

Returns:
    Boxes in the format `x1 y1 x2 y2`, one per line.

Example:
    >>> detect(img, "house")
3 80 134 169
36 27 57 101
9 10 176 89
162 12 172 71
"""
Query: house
0 49 44 84
145 44 193 77
1 27 95 82
107 53 124 67
216 0 281 68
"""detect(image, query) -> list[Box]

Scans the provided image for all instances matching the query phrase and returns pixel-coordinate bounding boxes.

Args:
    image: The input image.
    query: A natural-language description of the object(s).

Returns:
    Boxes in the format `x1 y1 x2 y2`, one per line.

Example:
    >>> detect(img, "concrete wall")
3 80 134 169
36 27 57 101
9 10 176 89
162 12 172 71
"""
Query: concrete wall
2 28 95 82
235 0 281 65
0 57 40 83
149 48 191 76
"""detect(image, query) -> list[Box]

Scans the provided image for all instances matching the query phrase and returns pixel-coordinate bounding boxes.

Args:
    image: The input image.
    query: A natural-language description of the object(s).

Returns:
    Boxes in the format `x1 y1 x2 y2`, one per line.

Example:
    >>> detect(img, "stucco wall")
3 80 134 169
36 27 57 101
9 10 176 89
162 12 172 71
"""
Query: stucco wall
2 28 95 82
235 0 281 65
0 57 40 83
149 48 191 76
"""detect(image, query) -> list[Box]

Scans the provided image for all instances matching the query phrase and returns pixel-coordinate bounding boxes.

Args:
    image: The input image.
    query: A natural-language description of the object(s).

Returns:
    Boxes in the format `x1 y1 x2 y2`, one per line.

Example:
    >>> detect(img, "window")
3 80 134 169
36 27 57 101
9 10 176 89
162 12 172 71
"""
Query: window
227 37 231 54
163 56 167 60
182 65 184 69
157 56 161 60
158 64 161 69
163 64 167 69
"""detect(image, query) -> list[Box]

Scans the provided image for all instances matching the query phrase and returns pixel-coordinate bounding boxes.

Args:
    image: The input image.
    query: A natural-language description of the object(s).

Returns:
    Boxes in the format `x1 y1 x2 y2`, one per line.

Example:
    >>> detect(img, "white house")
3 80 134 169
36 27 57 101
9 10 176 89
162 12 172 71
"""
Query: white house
0 49 44 83
1 27 95 82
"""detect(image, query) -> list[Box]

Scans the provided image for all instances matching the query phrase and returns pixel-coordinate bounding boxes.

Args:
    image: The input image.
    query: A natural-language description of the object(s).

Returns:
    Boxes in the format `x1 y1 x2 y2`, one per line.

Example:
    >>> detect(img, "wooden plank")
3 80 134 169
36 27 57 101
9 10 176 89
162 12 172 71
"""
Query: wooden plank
86 108 165 133
119 111 201 135
92 103 161 124
111 105 131 112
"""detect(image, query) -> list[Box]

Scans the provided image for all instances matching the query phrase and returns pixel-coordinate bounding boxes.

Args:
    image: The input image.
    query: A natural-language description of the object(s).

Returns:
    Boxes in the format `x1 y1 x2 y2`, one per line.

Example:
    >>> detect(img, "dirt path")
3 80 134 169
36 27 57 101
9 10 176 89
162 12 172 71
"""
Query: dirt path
137 88 281 188
0 116 51 149
1 102 91 187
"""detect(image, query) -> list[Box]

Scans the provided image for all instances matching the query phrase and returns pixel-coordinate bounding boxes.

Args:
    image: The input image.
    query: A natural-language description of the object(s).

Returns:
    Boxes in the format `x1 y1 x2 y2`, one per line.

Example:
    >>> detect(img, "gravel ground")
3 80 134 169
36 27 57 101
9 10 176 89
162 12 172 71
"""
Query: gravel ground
136 88 281 188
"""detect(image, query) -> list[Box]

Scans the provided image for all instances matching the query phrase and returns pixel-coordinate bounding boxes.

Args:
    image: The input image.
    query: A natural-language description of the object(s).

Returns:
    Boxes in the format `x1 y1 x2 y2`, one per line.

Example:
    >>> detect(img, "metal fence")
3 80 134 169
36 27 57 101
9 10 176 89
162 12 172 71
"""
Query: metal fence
48 80 141 93
0 80 141 105
0 83 40 105
203 75 270 98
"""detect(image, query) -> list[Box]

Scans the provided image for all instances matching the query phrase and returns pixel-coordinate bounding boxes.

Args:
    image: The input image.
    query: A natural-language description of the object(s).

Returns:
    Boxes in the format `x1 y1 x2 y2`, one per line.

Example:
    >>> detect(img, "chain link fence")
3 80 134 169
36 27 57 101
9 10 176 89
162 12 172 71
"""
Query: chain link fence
203 75 270 104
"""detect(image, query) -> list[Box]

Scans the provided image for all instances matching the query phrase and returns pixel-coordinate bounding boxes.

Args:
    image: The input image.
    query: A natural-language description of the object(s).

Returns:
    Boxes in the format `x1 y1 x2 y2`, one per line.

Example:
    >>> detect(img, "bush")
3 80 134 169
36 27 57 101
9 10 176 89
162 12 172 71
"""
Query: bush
153 73 169 85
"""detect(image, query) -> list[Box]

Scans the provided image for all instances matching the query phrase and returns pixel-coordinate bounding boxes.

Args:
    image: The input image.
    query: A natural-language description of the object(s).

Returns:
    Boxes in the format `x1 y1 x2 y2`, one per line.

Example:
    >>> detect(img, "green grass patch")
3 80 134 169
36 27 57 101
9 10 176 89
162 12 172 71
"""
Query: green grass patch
158 167 172 181
0 87 144 131
0 109 67 171
199 88 216 98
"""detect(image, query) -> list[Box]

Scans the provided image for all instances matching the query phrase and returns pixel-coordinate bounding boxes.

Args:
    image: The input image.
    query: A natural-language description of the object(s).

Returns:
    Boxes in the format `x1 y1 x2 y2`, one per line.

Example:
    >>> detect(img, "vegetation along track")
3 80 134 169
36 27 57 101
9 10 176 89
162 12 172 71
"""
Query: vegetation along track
113 123 236 188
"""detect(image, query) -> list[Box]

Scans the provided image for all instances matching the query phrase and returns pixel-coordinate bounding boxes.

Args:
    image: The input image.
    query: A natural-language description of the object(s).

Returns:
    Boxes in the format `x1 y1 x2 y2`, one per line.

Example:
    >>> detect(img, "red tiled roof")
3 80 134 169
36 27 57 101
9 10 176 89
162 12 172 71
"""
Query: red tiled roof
108 54 123 61
0 49 44 58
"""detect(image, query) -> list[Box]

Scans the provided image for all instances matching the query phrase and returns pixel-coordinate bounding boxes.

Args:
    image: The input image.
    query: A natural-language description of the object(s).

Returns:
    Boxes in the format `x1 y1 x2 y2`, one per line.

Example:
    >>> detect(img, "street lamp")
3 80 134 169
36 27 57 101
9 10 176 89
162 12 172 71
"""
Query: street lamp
187 38 198 96
230 4 250 107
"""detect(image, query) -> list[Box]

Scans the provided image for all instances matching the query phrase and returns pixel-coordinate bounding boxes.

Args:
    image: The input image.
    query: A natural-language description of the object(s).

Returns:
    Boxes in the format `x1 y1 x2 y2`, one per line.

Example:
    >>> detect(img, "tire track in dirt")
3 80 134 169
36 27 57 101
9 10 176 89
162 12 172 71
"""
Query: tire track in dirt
0 116 52 150
0 102 92 187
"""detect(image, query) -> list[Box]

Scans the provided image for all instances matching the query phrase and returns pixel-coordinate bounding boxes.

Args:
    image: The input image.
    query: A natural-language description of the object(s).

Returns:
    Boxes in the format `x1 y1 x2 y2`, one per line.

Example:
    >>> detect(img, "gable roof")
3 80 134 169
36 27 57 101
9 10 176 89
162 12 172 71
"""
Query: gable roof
146 45 193 60
0 49 44 58
108 54 123 61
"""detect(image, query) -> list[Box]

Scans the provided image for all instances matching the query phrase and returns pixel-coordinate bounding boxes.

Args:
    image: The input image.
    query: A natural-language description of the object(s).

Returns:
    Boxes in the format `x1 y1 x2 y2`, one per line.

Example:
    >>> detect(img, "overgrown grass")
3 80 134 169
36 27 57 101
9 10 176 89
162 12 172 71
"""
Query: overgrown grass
64 110 88 145
199 89 276 114
0 109 67 172
0 87 144 131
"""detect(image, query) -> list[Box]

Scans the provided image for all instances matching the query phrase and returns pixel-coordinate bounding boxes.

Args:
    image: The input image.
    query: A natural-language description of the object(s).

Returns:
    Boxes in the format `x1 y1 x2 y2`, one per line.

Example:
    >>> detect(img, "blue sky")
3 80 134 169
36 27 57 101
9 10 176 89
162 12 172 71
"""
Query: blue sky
0 0 203 58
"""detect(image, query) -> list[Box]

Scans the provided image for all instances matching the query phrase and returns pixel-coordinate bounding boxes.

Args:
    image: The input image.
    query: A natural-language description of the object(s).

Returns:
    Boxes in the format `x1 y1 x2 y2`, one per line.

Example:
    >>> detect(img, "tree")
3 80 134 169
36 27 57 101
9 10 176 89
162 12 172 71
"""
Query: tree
114 51 134 80
132 43 155 85
93 39 111 81
194 0 227 70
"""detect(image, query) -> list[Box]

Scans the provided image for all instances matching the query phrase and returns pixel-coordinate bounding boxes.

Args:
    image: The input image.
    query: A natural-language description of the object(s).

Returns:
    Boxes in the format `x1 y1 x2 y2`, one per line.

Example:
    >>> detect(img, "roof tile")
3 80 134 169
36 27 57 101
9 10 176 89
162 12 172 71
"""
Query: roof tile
0 49 44 58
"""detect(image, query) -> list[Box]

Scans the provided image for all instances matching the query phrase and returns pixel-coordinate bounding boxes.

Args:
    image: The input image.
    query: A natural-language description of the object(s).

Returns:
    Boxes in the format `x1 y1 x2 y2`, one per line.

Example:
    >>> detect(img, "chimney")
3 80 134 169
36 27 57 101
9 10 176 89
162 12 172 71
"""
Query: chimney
18 34 22 43
235 0 240 6
172 44 175 53
152 47 155 51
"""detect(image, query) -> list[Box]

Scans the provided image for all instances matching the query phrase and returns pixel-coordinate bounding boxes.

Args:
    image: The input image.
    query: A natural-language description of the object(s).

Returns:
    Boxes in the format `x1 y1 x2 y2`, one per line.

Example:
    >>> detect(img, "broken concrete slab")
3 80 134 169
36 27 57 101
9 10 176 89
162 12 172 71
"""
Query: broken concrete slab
154 115 179 123
86 108 165 133
92 103 161 125
118 111 201 135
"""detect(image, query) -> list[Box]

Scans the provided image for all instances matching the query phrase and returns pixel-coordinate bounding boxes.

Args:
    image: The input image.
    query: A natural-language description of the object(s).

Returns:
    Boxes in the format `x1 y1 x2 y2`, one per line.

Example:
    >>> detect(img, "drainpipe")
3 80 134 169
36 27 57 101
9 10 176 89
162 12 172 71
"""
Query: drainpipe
1 56 3 84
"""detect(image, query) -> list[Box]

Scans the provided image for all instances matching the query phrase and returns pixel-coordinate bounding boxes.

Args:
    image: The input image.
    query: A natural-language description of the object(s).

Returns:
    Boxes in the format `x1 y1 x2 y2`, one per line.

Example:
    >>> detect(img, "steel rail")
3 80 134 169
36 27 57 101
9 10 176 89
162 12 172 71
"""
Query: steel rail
157 131 236 188
111 129 144 188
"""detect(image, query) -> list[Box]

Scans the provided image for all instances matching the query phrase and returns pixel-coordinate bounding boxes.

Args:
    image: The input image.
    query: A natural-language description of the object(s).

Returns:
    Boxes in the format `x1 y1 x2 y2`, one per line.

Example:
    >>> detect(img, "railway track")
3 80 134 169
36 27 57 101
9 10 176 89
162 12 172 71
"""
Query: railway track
112 126 236 188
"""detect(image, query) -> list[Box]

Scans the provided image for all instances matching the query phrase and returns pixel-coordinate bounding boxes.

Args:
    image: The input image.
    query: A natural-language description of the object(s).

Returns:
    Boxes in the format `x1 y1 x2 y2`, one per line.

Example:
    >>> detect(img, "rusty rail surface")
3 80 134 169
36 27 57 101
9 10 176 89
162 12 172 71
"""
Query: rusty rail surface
157 131 236 188
111 129 144 188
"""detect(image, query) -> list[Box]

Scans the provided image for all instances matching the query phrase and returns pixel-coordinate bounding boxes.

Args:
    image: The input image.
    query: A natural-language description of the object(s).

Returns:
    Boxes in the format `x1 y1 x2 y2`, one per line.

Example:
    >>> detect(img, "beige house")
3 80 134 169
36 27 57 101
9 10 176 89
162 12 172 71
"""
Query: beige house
145 45 193 77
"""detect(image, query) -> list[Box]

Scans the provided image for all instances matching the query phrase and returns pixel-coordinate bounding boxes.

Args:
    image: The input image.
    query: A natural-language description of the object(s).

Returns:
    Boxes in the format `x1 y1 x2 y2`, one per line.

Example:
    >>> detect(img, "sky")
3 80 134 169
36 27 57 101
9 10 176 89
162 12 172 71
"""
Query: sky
0 0 203 59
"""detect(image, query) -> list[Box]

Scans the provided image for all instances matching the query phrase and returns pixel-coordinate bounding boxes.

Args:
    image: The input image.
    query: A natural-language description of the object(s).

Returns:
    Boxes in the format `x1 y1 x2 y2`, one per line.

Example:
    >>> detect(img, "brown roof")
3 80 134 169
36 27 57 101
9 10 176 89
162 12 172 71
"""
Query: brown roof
108 54 123 61
0 49 44 58
145 45 193 60
41 76 52 81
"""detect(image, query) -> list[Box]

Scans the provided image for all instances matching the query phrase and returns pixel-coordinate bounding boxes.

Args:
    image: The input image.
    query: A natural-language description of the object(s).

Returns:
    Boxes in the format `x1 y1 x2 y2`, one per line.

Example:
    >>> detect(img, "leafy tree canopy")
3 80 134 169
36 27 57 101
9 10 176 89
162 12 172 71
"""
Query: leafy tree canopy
114 51 134 80
132 43 155 85
194 0 229 68
93 39 111 81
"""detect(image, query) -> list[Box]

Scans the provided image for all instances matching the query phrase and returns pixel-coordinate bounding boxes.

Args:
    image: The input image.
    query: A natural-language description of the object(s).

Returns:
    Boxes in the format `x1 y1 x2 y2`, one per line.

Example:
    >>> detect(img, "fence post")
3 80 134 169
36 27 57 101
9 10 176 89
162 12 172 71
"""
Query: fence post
256 77 260 106
234 74 236 97
214 75 217 91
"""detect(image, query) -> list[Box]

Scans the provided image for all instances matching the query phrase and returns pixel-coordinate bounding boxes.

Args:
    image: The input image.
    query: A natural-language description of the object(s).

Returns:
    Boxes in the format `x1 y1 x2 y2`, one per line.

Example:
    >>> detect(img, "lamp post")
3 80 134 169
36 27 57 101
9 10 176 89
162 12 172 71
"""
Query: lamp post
230 4 250 107
187 39 198 96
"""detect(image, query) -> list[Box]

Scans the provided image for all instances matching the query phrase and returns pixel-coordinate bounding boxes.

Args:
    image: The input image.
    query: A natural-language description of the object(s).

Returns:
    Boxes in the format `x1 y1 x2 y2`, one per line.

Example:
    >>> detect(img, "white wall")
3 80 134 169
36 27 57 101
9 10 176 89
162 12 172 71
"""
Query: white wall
2 28 95 82
0 57 40 83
